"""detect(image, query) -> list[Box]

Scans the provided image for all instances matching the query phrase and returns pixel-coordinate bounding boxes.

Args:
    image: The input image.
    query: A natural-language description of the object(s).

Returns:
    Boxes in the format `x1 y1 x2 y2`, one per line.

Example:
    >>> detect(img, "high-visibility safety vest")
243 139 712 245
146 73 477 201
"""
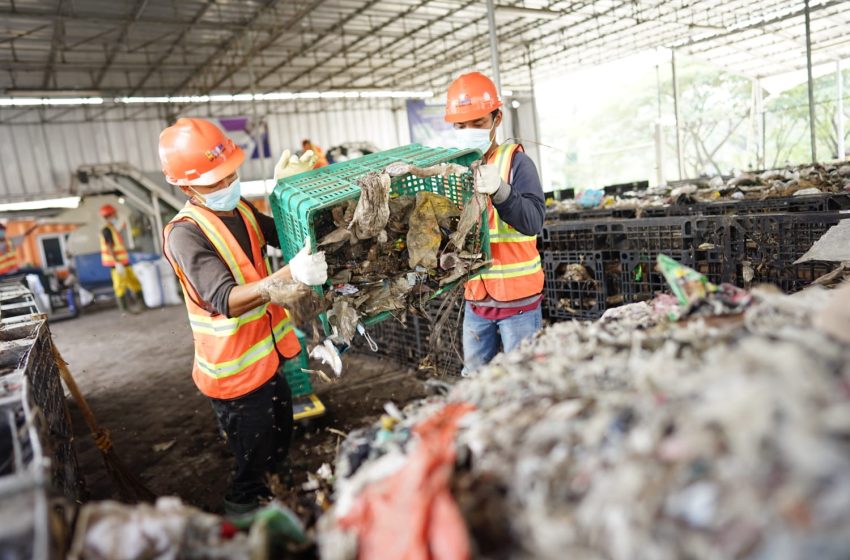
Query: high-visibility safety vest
0 241 18 275
464 143 544 302
163 199 300 400
99 223 130 267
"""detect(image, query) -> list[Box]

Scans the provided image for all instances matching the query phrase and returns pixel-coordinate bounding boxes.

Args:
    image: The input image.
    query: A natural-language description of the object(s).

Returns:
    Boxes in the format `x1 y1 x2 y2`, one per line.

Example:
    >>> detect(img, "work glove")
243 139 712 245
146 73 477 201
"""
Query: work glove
114 263 126 274
274 149 317 180
474 163 511 203
288 237 328 286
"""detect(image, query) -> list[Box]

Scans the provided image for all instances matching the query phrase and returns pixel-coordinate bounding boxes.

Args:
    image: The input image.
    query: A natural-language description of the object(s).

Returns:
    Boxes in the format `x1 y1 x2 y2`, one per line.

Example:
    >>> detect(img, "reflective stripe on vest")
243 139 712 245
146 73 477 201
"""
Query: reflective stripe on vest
0 242 18 275
100 223 130 267
162 199 300 399
464 143 544 302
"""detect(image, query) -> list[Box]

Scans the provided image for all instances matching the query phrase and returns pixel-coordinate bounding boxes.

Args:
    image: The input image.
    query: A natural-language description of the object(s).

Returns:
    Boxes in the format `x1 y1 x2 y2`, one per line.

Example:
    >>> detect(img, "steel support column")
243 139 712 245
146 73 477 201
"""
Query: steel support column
804 0 817 162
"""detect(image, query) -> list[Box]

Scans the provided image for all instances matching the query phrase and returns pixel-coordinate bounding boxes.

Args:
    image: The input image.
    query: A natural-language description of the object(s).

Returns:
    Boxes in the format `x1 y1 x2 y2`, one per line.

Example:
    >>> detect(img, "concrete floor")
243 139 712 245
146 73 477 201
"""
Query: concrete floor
51 303 429 515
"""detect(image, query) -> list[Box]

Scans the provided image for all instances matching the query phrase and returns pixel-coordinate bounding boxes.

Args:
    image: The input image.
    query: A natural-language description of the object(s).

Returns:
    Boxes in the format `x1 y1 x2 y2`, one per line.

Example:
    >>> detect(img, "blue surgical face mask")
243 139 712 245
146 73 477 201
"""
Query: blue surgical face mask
193 179 241 212
450 125 494 156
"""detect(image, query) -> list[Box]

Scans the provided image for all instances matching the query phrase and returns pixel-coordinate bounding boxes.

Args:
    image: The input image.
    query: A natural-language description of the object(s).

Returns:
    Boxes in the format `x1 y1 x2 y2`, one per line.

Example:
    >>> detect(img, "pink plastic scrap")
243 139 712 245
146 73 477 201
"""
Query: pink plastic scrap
339 402 475 560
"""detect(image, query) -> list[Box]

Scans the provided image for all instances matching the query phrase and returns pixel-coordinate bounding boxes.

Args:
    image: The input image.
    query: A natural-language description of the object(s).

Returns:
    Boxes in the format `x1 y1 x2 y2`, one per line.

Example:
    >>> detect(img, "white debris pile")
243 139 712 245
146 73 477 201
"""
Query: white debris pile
321 287 850 560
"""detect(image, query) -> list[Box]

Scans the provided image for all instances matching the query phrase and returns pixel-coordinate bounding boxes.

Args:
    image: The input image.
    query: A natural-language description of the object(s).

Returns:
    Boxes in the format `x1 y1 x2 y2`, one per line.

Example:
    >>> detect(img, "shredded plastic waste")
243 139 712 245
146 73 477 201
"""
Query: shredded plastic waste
319 281 850 560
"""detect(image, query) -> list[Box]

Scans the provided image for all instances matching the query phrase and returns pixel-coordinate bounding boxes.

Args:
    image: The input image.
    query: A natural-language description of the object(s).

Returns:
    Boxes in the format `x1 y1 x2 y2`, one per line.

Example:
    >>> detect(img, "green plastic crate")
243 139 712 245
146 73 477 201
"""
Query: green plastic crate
283 336 312 398
270 143 488 327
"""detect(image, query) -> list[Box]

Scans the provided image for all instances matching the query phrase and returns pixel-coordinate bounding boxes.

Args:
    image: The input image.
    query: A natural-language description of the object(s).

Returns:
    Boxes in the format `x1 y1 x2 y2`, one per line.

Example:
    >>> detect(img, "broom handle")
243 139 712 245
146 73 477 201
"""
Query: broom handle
52 344 103 437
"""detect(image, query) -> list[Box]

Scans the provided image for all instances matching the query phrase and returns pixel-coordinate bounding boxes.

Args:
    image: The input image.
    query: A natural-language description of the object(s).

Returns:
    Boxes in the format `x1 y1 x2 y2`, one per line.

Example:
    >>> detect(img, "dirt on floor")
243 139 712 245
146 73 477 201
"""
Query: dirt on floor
50 303 430 519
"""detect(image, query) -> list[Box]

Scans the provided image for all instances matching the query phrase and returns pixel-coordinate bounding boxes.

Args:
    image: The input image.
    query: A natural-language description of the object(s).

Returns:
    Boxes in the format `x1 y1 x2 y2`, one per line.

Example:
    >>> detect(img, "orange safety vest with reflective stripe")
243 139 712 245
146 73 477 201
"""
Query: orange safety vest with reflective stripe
0 241 19 275
100 223 130 267
163 199 300 400
464 144 544 302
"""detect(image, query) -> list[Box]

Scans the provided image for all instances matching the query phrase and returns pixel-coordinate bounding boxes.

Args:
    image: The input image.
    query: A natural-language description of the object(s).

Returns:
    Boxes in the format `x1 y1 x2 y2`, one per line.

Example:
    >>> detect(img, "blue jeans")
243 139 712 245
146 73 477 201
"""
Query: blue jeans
462 301 542 375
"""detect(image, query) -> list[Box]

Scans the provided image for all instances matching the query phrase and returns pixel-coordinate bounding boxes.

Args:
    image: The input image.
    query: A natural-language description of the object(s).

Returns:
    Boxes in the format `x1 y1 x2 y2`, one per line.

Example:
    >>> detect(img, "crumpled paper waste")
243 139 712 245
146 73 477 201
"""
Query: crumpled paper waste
319 284 850 560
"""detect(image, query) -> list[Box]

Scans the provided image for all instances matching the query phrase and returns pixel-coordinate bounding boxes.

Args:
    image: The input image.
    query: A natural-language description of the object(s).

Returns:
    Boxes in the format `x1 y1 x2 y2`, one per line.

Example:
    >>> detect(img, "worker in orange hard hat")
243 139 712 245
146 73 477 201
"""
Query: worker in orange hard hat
99 203 144 314
444 71 545 375
0 223 20 276
302 139 329 168
159 117 327 514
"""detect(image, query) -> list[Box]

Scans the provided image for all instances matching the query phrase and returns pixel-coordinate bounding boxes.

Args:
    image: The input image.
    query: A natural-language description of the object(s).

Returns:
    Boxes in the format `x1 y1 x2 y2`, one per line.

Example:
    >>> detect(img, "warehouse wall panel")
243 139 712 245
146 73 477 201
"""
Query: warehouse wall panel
0 101 412 203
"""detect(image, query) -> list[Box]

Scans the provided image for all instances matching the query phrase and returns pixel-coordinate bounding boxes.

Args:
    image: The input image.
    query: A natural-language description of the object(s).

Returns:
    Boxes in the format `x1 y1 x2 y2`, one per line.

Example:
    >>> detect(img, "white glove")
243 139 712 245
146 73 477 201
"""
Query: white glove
474 163 502 195
114 262 126 274
274 149 318 180
289 237 328 286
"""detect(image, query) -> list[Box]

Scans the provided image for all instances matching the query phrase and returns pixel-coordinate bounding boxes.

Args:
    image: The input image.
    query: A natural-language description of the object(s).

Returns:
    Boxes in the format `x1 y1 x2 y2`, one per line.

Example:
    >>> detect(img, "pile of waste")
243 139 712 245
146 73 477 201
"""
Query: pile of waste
549 161 850 214
68 497 309 559
315 162 487 348
316 261 850 559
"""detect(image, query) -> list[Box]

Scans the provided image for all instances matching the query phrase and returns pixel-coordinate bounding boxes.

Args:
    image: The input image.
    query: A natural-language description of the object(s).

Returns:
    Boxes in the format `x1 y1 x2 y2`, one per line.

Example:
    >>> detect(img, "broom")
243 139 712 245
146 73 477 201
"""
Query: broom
52 344 156 503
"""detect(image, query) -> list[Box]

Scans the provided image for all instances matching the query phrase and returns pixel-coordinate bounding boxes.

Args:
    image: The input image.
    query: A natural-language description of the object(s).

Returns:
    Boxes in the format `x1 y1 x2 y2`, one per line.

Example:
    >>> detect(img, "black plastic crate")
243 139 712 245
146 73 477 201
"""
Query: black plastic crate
543 251 609 320
698 194 850 216
620 250 696 303
358 314 424 365
542 220 611 252
612 216 696 253
422 295 464 376
729 212 847 292
693 216 735 284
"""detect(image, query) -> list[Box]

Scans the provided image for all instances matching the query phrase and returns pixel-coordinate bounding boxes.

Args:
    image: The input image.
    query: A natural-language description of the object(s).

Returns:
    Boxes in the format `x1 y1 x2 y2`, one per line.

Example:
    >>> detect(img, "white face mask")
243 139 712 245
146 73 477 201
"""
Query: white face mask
191 179 241 212
449 124 494 155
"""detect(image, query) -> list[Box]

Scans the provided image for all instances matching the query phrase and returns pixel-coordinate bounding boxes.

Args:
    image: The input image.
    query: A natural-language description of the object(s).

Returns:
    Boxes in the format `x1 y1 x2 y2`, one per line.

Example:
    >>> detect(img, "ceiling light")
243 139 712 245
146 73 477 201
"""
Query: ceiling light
0 97 104 107
495 6 581 21
0 196 81 211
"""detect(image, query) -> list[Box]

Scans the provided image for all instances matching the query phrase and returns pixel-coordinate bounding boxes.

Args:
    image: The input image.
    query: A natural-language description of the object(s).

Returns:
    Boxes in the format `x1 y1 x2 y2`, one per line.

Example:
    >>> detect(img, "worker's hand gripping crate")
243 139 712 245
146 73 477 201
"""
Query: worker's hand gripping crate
269 143 488 331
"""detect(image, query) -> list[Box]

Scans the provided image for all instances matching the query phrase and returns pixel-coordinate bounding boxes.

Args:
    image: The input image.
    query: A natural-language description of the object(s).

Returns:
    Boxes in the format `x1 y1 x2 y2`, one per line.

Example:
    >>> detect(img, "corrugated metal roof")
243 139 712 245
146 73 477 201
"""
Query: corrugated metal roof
1 0 847 101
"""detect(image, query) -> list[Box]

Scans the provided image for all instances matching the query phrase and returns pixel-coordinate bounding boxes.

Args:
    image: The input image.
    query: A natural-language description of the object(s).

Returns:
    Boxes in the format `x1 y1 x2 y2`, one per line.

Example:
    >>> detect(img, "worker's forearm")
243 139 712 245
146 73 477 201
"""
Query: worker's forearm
227 265 293 317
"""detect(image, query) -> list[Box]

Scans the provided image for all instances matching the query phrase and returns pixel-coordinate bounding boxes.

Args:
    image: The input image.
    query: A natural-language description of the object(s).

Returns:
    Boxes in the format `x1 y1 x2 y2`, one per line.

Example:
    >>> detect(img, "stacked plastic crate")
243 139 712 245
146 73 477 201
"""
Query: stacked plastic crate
540 195 850 319
1 288 82 558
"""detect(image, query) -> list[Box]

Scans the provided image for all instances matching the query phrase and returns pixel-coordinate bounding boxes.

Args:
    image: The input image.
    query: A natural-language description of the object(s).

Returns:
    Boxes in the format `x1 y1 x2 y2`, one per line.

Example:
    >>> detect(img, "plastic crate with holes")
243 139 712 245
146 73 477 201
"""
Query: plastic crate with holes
620 250 697 304
282 334 325 421
269 144 486 329
728 212 848 292
542 250 609 320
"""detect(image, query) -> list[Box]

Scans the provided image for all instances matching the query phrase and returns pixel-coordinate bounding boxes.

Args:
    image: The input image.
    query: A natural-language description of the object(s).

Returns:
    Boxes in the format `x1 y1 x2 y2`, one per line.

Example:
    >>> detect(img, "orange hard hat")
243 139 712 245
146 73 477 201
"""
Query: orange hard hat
99 204 117 218
158 118 244 186
444 72 503 123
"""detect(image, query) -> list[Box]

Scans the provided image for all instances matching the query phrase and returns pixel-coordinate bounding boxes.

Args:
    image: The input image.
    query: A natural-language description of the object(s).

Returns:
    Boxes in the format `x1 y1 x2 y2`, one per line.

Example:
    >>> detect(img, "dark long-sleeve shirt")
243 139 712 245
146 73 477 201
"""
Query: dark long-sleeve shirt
166 200 279 317
492 150 545 236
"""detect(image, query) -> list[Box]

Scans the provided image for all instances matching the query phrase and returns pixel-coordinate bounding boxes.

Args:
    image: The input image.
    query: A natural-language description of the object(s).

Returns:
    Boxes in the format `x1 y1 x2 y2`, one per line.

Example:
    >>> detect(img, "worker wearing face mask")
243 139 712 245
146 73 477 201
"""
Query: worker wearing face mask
159 117 326 514
444 72 545 375
99 204 145 313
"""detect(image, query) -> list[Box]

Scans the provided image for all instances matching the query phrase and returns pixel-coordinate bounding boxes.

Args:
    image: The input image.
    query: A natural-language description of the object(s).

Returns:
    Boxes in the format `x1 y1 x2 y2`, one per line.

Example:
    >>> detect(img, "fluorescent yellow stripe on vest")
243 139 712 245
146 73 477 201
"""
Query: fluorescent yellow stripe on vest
272 318 294 341
194 334 276 379
237 202 262 241
488 231 537 242
188 305 269 336
470 256 541 280
177 208 246 284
